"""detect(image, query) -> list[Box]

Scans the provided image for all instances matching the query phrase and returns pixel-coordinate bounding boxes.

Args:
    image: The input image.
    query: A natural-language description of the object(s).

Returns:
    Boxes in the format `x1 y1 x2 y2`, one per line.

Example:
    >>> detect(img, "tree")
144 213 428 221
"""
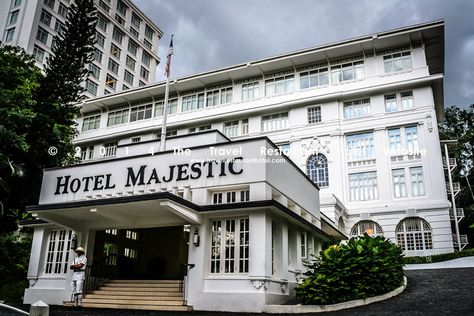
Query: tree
439 104 474 248
0 0 97 234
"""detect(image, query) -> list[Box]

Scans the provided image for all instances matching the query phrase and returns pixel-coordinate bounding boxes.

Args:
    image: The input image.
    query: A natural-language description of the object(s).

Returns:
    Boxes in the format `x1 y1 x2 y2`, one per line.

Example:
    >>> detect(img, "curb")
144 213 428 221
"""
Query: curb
262 276 407 314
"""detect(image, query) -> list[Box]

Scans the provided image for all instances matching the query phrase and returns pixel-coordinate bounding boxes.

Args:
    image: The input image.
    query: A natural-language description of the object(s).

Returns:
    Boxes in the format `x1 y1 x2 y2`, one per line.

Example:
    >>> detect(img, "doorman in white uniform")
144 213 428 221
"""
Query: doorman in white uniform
70 246 87 307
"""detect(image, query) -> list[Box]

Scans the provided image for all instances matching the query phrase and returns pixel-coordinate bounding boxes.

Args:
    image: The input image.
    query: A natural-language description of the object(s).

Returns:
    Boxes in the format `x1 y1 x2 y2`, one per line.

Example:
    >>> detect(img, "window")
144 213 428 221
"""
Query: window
4 28 15 43
107 108 129 126
36 27 49 44
331 61 364 83
350 221 384 237
124 70 134 85
88 64 100 79
385 94 397 112
182 93 205 111
97 15 107 32
166 130 177 137
223 121 239 138
105 74 117 90
410 167 425 196
344 98 371 119
82 114 100 131
124 248 137 259
114 14 125 26
126 230 138 240
94 49 103 63
349 171 378 201
43 0 55 9
142 52 151 67
116 0 127 16
95 32 105 47
392 169 407 198
131 12 141 28
346 132 375 161
307 106 321 124
54 20 65 34
32 45 45 62
388 128 402 154
103 142 117 157
126 55 136 70
58 2 68 18
112 27 123 44
105 229 117 235
189 125 211 133
144 25 154 40
396 217 432 251
278 143 290 156
85 79 98 95
8 10 19 25
129 26 139 39
401 91 414 109
13 0 22 7
128 40 138 55
210 218 249 274
206 87 232 107
261 112 288 132
265 75 294 96
405 126 419 153
80 146 94 161
98 0 109 12
130 103 152 122
140 66 149 80
143 39 152 49
212 189 250 204
45 229 73 274
301 232 307 259
300 68 329 89
384 51 412 73
154 99 178 117
40 9 52 26
307 154 329 187
110 44 121 59
107 58 119 74
241 82 259 100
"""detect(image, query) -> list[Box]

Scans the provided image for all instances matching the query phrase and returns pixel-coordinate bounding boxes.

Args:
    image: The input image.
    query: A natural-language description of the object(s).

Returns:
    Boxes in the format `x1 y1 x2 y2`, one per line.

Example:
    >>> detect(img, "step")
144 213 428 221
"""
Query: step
103 283 181 288
107 280 182 284
81 303 192 311
99 286 181 292
86 294 183 300
92 290 183 296
83 298 185 306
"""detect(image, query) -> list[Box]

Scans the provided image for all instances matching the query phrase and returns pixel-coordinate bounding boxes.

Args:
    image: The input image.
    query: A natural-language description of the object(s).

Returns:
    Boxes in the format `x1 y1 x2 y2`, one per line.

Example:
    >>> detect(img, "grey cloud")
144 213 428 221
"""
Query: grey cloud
135 0 474 107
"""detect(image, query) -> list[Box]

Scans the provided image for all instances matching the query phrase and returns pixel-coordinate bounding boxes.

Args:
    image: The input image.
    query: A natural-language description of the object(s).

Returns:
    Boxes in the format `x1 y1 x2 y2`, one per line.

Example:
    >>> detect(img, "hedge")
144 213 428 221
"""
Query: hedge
403 248 474 264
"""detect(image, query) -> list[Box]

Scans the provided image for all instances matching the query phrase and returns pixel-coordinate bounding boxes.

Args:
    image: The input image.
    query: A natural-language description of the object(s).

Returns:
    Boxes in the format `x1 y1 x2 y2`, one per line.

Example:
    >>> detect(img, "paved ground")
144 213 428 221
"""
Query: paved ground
404 256 474 270
2 268 474 316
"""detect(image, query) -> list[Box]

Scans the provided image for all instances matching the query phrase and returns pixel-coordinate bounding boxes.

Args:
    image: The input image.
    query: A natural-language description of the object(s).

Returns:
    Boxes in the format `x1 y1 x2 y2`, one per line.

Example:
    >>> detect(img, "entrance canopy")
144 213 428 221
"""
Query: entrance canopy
26 192 201 231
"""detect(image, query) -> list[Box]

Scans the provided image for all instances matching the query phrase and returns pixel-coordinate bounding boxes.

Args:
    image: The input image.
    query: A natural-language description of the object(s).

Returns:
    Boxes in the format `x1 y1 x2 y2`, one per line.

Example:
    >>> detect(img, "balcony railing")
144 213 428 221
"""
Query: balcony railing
449 208 465 222
453 234 469 250
442 157 457 168
446 182 461 194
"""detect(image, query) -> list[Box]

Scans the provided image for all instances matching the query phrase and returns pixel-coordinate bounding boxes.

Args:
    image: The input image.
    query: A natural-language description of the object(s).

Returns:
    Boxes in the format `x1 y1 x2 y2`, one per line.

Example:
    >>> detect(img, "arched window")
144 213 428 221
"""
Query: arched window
307 154 329 187
350 220 384 237
396 217 433 251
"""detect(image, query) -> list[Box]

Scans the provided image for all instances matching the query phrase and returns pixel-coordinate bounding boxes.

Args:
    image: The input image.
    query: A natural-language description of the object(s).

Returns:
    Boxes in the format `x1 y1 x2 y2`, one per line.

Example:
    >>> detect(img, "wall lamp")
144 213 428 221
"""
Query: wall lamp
193 227 200 247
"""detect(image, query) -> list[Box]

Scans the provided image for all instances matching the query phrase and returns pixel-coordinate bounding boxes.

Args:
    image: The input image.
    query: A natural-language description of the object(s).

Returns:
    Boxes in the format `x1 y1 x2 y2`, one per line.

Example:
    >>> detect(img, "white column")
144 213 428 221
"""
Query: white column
249 212 268 277
27 227 47 284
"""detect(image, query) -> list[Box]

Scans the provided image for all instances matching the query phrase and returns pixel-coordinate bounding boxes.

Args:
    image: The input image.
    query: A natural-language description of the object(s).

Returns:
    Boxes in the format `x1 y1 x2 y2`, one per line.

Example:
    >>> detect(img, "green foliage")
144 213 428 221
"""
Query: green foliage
296 235 404 305
403 248 474 264
0 234 32 303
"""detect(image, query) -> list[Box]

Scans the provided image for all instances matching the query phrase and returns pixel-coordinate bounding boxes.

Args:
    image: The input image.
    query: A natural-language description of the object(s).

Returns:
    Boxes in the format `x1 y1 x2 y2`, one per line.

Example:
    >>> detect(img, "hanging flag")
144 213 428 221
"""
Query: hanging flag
164 35 174 78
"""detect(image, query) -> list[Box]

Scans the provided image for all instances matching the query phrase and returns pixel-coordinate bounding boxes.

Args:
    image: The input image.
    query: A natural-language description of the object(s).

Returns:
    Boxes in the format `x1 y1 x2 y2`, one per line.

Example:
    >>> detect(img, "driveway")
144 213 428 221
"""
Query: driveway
2 268 474 316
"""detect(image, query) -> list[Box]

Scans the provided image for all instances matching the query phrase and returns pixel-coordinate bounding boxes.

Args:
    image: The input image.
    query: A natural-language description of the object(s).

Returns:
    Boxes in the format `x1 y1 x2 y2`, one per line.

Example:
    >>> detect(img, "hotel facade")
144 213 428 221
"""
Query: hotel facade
0 0 162 97
23 21 454 312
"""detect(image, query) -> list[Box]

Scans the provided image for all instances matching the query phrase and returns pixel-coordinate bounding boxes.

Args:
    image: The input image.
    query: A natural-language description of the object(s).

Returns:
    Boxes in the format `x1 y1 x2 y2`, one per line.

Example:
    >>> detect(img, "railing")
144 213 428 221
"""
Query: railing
442 157 457 168
449 208 465 221
83 254 119 294
446 182 461 193
453 234 469 250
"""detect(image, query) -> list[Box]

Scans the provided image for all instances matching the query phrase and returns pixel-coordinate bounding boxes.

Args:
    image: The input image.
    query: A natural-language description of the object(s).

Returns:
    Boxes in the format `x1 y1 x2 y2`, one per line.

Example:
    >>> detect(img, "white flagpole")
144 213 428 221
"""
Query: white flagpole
159 35 173 152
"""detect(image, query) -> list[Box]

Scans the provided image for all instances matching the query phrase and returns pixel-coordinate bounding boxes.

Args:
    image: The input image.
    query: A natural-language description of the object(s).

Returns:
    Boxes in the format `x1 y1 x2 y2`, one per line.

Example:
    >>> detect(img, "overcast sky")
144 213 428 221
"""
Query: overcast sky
134 0 474 108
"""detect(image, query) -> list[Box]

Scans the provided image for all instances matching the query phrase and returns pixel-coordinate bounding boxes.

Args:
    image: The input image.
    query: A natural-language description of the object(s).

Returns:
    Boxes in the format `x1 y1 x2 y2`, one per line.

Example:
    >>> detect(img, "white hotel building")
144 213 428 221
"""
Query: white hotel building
23 21 454 312
0 0 162 97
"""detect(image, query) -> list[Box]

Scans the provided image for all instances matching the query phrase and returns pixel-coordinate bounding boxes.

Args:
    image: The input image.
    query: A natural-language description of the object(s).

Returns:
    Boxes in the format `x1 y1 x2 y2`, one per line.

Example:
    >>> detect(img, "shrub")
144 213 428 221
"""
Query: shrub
403 248 474 264
296 234 404 305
